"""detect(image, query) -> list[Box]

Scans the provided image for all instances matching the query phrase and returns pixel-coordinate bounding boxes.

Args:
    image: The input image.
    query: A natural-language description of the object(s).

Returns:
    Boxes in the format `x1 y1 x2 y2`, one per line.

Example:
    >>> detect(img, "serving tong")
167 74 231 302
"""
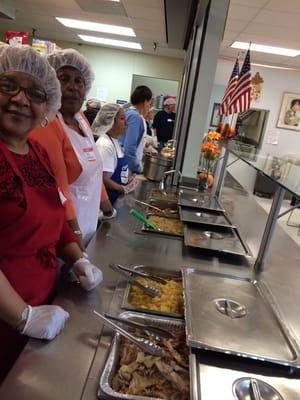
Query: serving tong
93 310 165 357
104 313 174 340
110 263 165 297
134 199 178 214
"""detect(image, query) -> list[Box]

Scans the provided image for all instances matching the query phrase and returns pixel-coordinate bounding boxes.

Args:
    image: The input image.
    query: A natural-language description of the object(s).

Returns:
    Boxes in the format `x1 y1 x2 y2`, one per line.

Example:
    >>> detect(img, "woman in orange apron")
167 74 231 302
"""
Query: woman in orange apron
31 49 107 247
0 45 102 382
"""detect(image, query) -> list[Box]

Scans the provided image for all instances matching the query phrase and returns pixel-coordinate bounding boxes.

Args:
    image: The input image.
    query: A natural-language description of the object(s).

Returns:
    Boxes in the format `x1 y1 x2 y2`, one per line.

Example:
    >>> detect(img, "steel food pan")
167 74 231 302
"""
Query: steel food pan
191 351 300 400
99 311 188 400
142 213 184 238
149 189 178 203
179 206 234 228
148 200 179 217
121 266 183 318
178 191 225 212
182 268 300 368
184 224 251 256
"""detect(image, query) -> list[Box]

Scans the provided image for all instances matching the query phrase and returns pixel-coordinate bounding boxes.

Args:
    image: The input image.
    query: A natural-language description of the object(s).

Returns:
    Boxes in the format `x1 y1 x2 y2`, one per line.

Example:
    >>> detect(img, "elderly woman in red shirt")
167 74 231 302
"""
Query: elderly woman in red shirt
0 45 103 382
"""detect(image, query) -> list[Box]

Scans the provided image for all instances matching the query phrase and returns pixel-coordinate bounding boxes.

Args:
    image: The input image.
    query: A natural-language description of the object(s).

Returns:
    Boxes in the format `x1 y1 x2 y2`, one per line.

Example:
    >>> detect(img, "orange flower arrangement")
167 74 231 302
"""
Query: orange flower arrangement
216 123 236 140
207 131 221 141
198 130 221 189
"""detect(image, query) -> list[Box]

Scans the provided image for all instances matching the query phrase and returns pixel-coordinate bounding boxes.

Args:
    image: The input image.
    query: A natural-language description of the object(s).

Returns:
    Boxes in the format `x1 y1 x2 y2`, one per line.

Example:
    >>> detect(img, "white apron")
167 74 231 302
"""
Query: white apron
58 113 103 244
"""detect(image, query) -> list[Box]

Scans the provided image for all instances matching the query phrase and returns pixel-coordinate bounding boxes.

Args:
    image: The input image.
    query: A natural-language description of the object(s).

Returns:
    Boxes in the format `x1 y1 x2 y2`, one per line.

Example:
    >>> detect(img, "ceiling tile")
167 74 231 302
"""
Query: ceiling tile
253 10 300 28
227 4 261 21
229 0 269 7
224 18 251 32
265 0 300 14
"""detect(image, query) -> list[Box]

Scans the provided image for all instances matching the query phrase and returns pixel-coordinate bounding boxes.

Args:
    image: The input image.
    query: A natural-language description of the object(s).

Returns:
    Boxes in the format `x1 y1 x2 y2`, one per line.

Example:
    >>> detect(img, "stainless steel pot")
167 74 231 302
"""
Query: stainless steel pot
143 153 173 181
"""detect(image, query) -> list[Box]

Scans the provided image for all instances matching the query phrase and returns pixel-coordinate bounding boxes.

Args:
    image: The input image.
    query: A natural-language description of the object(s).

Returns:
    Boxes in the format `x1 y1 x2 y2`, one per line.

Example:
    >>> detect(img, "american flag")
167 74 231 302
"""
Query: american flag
227 49 252 114
219 57 239 116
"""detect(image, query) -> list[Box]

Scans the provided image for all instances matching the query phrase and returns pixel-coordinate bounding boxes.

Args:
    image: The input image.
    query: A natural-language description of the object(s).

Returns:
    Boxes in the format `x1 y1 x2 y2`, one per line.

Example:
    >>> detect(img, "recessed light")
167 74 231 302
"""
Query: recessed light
231 41 300 57
78 34 142 50
56 17 135 37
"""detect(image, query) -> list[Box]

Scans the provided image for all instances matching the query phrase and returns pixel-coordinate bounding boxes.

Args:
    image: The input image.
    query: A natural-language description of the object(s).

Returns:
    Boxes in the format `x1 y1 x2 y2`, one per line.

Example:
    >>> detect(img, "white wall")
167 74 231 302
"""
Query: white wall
57 41 184 104
211 59 300 191
131 75 178 101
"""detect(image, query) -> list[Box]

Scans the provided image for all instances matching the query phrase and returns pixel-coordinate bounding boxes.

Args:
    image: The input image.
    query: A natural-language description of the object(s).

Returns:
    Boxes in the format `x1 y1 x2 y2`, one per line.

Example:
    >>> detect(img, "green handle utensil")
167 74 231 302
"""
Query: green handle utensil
130 209 160 231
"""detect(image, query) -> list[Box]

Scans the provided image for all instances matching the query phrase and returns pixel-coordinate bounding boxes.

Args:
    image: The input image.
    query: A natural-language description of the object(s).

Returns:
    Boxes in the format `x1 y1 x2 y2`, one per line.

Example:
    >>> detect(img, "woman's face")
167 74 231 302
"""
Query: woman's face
143 98 153 116
57 66 86 115
0 71 47 138
113 108 127 136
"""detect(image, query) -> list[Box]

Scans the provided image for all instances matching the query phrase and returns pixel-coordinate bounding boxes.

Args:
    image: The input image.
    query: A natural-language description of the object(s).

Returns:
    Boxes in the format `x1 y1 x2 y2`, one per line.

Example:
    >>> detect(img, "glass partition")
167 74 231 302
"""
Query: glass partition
230 146 300 198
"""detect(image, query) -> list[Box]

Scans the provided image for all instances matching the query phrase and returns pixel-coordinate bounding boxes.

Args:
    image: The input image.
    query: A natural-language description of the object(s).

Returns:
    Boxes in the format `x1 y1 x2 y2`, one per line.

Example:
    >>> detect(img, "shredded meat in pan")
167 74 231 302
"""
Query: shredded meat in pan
112 329 189 399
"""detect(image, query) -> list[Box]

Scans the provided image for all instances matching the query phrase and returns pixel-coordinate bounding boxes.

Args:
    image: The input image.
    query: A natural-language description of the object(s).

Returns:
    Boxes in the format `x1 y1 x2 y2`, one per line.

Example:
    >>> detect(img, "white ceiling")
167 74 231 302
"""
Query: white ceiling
221 0 300 68
0 0 184 58
1 0 300 67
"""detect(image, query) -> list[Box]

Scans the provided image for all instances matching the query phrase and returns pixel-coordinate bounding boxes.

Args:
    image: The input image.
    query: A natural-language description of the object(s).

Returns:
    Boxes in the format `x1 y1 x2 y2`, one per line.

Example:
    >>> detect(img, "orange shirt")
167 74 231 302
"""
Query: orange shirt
30 116 108 221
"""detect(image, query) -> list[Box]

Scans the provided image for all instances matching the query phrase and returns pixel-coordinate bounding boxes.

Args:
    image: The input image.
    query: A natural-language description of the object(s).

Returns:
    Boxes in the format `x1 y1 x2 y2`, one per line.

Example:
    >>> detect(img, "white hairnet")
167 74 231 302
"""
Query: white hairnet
48 49 94 93
0 45 61 120
92 103 120 136
86 97 101 110
164 97 176 106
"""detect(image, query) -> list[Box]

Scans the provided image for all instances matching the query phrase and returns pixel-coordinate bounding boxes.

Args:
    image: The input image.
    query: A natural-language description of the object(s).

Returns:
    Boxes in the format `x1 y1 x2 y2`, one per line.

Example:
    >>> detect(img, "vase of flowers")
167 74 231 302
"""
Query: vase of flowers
197 131 221 191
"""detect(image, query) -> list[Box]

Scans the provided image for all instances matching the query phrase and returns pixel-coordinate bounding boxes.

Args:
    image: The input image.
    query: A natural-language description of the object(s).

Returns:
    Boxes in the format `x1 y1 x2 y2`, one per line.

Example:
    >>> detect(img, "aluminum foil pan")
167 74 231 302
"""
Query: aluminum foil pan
99 311 187 400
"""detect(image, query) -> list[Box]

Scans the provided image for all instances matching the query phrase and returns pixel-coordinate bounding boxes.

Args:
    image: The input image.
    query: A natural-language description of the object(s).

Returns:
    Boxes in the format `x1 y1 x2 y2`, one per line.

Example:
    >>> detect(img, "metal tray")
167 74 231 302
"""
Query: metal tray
182 269 300 368
121 266 183 318
148 200 179 217
178 191 225 212
99 311 188 400
179 206 234 228
191 351 300 400
184 224 251 256
149 189 178 203
142 213 184 238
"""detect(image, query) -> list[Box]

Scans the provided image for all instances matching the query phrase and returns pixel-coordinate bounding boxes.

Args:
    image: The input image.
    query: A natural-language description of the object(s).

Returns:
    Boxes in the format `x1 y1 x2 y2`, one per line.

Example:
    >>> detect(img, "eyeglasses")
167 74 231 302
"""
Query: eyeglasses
0 78 47 103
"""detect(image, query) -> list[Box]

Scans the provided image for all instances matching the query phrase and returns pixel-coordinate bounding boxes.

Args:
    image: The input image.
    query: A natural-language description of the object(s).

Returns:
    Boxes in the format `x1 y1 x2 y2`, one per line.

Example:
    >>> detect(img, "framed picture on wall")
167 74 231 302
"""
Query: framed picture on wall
210 103 222 127
277 92 300 131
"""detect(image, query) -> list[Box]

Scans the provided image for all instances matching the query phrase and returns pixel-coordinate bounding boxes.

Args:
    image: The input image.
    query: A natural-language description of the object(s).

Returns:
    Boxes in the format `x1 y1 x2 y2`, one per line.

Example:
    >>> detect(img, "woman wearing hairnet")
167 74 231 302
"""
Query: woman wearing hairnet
83 97 101 126
31 49 108 247
0 45 103 382
94 104 138 203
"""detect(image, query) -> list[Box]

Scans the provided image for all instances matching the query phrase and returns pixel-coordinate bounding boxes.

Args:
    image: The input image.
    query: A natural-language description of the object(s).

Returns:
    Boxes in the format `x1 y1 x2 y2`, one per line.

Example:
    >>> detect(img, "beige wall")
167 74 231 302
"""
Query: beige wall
0 33 184 103
57 41 183 103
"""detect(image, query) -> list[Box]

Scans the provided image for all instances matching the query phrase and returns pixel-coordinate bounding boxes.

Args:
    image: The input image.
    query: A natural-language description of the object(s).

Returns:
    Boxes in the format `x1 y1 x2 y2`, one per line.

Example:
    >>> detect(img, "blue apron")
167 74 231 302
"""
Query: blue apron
107 136 129 204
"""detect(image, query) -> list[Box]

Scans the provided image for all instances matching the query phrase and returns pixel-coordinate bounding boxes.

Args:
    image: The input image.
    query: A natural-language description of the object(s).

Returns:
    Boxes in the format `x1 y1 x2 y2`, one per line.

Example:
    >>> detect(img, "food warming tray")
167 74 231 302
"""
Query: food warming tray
179 206 234 228
149 189 178 202
99 311 187 400
182 268 300 368
190 350 300 400
178 191 225 212
121 266 183 318
184 224 251 256
141 213 184 238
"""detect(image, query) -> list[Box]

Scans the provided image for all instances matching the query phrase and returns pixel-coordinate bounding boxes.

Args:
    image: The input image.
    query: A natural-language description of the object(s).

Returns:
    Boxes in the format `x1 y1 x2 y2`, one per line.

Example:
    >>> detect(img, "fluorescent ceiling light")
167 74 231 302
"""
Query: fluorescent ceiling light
56 17 135 37
78 34 142 50
231 41 300 57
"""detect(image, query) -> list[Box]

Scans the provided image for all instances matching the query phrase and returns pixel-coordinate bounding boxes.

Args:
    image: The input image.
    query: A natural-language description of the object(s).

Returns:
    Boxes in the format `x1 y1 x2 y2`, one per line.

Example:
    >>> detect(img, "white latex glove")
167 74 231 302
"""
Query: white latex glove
21 305 69 340
123 177 139 194
72 257 103 291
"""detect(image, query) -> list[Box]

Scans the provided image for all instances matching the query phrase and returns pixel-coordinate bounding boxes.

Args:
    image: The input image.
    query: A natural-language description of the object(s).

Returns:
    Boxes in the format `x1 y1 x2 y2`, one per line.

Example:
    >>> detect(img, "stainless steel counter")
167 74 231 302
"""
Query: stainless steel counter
1 177 300 399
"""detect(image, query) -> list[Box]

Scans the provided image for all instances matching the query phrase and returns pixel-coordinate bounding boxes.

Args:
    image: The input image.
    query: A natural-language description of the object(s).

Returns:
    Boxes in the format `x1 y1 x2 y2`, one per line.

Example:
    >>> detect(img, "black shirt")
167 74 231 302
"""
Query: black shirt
152 110 176 143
